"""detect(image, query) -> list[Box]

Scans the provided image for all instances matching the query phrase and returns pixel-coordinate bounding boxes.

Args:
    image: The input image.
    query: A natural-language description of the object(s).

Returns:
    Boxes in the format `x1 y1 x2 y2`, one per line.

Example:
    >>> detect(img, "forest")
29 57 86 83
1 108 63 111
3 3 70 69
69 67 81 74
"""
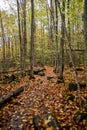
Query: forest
0 0 87 129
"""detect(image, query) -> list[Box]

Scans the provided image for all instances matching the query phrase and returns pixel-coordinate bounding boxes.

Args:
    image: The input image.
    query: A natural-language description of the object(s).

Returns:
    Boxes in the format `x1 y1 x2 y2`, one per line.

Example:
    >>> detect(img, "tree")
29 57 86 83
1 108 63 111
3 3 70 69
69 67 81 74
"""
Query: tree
54 0 59 73
49 0 54 65
0 11 6 71
30 0 35 78
16 0 22 70
84 0 87 81
59 0 65 79
21 0 27 69
67 0 71 46
16 0 27 73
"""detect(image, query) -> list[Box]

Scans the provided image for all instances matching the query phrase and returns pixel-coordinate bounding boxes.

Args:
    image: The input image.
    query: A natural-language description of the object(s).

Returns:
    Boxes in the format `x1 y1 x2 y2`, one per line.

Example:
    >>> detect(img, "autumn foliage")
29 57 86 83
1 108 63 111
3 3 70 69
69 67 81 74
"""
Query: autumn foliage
0 66 87 129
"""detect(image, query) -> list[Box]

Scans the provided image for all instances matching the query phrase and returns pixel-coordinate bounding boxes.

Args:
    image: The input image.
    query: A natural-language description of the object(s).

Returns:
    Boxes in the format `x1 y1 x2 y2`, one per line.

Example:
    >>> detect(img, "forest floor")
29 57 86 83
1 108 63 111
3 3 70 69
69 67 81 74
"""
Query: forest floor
0 66 87 130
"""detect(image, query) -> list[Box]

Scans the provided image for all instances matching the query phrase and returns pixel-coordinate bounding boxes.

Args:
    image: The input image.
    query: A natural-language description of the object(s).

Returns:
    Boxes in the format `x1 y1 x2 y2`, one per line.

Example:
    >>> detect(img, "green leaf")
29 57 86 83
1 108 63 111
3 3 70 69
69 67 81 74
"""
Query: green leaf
78 0 83 2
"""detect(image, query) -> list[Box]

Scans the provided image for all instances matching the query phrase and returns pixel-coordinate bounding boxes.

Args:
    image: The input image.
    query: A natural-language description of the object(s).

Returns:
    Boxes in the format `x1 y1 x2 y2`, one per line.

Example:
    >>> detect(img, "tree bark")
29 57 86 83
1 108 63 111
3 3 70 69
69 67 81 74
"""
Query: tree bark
67 0 71 46
49 0 54 65
22 0 27 69
55 0 59 73
59 1 65 78
84 0 87 82
16 0 23 71
30 0 35 78
41 25 45 66
0 11 6 71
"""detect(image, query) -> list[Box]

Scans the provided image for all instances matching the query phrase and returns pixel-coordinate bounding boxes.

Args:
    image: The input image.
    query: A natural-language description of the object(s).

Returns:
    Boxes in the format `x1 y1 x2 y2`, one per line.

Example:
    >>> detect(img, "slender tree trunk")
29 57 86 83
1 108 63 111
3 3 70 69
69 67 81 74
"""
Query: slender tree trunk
55 0 59 72
30 0 35 78
59 1 65 78
16 0 23 71
7 37 11 59
11 39 14 59
0 11 6 71
67 0 71 46
7 37 11 68
22 0 27 69
45 0 50 48
41 25 45 66
67 0 72 65
45 0 53 65
84 0 87 81
49 0 54 65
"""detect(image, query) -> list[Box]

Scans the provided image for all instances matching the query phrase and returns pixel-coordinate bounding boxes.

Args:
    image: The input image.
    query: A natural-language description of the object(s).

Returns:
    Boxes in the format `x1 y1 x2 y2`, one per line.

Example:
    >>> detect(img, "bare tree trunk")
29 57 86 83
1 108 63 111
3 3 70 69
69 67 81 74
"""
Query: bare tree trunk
45 0 50 47
59 1 65 79
55 0 59 72
16 0 23 71
41 24 45 66
30 0 35 78
22 0 27 69
45 0 53 65
49 0 54 65
84 0 87 82
67 0 71 46
7 37 11 68
67 0 72 65
0 11 6 72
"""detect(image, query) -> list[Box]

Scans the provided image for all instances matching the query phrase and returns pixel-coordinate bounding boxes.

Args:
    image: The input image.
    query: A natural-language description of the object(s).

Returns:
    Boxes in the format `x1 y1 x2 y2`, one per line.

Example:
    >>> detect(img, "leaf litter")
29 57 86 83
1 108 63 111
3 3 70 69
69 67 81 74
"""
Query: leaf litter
0 66 87 129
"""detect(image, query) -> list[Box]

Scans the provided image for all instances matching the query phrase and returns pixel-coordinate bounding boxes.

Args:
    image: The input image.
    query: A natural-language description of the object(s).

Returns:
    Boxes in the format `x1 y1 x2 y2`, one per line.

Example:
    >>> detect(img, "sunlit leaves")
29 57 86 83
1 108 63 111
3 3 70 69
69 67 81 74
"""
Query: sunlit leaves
78 0 83 2
64 0 83 29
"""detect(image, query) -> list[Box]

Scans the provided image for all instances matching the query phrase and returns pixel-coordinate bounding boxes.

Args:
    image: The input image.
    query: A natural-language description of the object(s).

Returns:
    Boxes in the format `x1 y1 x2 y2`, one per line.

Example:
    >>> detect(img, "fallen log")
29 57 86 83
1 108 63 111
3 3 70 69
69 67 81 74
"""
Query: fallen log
69 82 86 91
0 83 29 108
34 68 46 75
0 92 13 108
13 86 24 97
0 74 19 84
0 68 46 83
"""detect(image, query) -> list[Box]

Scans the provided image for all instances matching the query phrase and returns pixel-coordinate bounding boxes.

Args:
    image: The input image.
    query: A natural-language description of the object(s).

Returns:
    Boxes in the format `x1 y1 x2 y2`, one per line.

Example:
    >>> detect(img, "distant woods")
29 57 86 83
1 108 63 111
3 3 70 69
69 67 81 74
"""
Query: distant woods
0 0 86 77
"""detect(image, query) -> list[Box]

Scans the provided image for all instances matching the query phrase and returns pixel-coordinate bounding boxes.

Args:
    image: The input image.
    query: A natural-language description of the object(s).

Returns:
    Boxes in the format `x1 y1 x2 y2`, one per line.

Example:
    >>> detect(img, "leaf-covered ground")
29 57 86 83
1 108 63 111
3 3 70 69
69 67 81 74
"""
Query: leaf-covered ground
0 66 87 130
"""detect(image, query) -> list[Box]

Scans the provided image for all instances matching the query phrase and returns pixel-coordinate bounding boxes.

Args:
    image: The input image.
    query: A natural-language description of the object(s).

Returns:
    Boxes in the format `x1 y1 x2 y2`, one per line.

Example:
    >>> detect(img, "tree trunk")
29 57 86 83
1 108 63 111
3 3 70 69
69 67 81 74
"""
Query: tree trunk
30 0 35 78
67 0 71 47
49 0 54 65
22 0 27 69
0 11 6 72
16 0 23 71
59 1 65 79
55 0 59 72
41 25 45 66
84 0 87 81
